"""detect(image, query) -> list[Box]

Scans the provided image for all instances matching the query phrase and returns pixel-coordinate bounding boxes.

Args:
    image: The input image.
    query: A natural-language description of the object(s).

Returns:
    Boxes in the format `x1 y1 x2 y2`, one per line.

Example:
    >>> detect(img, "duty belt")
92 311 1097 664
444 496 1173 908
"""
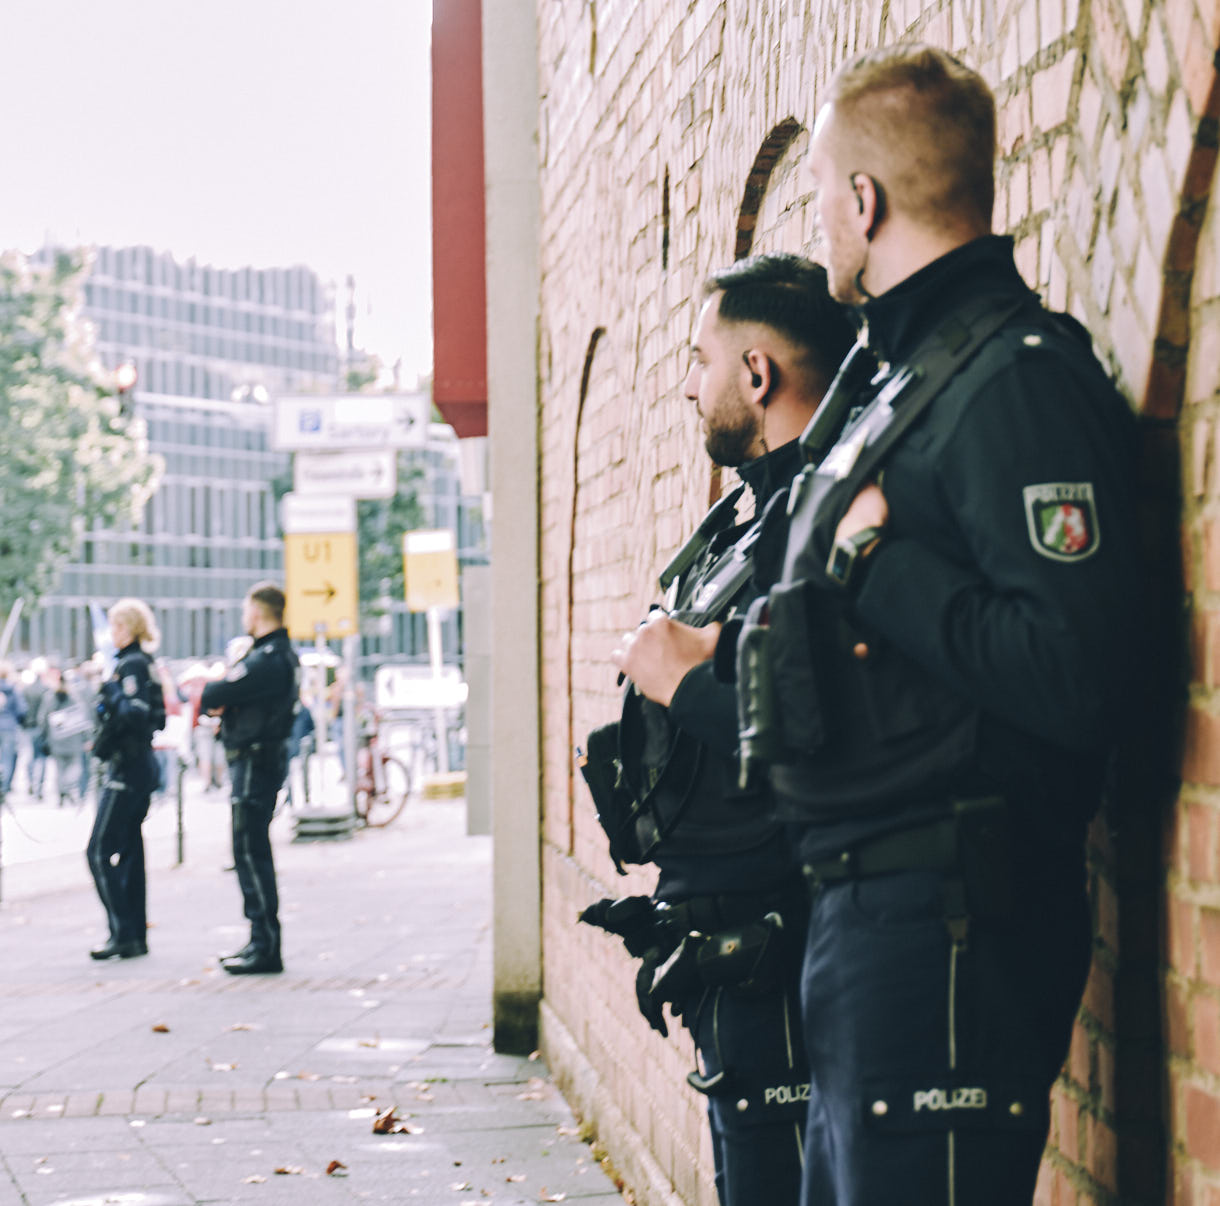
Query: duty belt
801 796 1012 946
225 741 275 763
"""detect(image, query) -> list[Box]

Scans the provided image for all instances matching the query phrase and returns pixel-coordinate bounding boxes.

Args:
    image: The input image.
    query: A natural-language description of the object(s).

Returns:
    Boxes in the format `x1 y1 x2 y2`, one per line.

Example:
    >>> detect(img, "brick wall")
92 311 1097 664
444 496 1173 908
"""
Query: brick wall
528 1 1220 1202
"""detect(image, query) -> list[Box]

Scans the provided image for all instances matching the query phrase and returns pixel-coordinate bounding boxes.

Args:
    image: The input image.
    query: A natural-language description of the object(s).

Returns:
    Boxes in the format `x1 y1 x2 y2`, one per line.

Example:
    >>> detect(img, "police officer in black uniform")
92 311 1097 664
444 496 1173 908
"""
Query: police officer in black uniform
201 582 299 975
733 47 1138 1206
88 598 165 960
590 255 855 1206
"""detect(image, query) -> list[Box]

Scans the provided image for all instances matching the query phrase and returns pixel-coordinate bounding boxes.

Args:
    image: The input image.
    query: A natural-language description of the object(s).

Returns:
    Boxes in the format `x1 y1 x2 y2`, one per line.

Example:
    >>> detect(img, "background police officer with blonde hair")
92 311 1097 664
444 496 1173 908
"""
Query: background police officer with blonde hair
202 582 299 975
87 597 164 960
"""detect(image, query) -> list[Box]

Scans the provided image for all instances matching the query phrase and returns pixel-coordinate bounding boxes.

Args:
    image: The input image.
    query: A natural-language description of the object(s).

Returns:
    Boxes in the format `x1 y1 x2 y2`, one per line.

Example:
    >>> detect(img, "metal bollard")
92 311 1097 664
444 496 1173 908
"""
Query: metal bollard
175 756 187 866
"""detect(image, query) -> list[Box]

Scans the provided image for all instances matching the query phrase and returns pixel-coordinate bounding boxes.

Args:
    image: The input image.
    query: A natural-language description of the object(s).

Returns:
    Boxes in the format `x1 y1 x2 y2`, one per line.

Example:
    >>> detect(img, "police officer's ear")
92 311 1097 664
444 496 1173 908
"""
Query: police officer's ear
741 350 772 405
850 173 886 240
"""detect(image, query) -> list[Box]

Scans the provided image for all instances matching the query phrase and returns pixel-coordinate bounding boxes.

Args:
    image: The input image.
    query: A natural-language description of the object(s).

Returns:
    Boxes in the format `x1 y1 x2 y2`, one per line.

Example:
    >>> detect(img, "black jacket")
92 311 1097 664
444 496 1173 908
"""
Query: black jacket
767 237 1141 856
200 628 299 754
93 643 163 783
649 441 804 897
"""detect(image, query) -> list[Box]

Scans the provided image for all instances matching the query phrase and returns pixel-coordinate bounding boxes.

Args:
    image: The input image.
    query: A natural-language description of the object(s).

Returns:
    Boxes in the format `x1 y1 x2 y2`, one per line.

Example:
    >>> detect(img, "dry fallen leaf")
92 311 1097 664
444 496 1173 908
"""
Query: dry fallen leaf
241 1175 266 1184
528 1049 541 1061
274 1165 304 1176
194 1117 212 1127
151 1023 170 1033
372 1106 421 1135
208 1061 237 1072
449 1183 471 1192
226 1023 255 1032
325 1160 347 1176
507 1173 526 1182
539 1194 567 1203
357 1036 380 1048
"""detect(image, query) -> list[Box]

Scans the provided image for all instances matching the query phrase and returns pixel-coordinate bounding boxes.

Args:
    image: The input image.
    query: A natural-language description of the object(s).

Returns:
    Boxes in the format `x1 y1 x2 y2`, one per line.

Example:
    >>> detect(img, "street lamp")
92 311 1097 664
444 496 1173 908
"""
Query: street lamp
115 362 138 416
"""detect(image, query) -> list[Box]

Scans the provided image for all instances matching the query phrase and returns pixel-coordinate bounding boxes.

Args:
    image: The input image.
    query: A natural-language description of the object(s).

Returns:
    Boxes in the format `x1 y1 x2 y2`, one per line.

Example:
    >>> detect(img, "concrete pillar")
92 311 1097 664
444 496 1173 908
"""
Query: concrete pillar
483 0 541 1054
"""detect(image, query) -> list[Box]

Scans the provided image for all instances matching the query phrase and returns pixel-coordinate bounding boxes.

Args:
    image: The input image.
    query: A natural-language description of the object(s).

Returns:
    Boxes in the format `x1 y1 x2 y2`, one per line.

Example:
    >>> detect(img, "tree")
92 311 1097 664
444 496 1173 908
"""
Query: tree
358 460 425 619
0 249 161 610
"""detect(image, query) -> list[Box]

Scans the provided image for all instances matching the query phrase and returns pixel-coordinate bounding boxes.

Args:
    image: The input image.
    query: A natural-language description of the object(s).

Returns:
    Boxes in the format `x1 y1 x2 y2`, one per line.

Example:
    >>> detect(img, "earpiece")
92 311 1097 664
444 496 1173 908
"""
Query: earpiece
743 352 763 390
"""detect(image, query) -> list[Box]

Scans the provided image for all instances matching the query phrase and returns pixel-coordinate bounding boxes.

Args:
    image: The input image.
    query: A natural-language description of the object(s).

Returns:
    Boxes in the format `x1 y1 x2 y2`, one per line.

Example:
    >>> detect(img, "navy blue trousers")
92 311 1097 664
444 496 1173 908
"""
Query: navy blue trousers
798 869 1091 1206
229 750 288 956
87 777 152 945
686 967 808 1205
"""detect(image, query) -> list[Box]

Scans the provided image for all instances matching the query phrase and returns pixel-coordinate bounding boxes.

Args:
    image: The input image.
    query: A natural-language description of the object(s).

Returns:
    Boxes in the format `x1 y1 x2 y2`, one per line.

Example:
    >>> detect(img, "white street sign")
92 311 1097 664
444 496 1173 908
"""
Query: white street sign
280 492 357 534
294 449 397 498
272 392 429 451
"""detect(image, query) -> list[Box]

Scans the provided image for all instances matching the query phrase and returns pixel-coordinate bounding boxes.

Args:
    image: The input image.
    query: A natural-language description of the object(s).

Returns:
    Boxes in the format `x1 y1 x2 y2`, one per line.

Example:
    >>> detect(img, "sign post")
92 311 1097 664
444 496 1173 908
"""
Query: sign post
404 529 461 774
282 494 359 641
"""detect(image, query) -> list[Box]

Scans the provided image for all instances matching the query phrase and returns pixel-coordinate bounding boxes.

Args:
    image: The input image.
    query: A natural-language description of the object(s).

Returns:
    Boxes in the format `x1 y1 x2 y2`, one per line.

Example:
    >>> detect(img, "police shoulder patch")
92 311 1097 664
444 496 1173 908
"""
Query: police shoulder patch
122 675 139 696
1022 482 1100 562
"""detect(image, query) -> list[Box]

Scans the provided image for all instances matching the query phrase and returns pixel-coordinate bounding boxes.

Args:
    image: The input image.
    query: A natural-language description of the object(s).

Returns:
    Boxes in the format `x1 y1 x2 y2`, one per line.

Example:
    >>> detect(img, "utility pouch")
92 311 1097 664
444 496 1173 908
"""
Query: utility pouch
577 721 635 874
695 912 787 995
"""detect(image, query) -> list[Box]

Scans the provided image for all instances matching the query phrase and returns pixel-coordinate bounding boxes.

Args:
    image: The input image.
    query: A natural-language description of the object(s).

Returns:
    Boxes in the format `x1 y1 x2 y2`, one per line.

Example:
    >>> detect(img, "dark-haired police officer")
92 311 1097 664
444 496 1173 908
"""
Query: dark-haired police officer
202 582 299 975
589 253 856 1206
643 46 1143 1206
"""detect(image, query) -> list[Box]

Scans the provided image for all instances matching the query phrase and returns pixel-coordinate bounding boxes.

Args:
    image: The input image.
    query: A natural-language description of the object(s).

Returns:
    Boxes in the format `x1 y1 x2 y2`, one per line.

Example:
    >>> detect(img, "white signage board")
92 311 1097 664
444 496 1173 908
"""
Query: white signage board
272 392 429 451
280 492 357 534
374 664 468 711
294 449 397 498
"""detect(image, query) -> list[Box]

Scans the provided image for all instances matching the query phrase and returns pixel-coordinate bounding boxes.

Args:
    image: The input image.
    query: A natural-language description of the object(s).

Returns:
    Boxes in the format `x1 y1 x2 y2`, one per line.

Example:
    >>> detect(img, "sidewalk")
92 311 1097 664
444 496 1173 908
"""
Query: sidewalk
0 773 626 1205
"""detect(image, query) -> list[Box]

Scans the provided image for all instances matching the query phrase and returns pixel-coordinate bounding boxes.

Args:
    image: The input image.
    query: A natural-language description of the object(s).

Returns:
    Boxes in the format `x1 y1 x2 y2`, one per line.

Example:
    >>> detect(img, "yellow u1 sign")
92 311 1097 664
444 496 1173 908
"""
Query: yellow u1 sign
284 531 359 639
403 528 459 612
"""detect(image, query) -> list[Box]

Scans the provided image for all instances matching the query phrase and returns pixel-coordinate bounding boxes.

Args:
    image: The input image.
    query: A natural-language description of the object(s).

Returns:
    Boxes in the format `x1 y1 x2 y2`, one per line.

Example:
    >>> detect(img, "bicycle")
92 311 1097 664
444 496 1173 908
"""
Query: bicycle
353 724 412 828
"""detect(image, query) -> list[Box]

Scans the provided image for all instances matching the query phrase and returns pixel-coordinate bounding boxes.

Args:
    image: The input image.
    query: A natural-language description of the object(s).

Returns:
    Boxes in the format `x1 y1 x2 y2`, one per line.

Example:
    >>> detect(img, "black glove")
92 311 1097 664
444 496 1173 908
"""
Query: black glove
645 934 706 1027
578 895 660 960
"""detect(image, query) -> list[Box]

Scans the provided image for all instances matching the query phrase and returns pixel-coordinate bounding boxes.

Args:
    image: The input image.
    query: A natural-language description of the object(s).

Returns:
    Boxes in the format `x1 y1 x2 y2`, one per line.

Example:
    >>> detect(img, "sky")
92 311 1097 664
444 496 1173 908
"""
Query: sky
0 0 433 384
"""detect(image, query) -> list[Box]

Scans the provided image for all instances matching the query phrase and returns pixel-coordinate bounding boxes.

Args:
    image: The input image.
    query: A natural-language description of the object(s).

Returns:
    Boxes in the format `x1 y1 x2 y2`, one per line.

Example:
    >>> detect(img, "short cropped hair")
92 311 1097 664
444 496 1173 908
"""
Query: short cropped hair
109 597 161 650
705 254 857 393
825 43 996 232
247 581 286 624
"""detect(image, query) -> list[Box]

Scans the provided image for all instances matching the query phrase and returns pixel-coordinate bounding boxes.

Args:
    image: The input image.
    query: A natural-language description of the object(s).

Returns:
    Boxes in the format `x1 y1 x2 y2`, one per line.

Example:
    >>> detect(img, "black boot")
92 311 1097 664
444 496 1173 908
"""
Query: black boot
222 949 283 975
90 938 148 960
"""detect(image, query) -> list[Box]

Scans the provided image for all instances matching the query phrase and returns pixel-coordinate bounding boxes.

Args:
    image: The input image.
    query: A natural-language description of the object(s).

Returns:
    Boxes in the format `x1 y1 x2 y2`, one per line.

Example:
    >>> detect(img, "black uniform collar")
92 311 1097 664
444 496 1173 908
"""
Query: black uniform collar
858 235 1030 366
251 626 288 648
736 438 803 510
116 641 142 658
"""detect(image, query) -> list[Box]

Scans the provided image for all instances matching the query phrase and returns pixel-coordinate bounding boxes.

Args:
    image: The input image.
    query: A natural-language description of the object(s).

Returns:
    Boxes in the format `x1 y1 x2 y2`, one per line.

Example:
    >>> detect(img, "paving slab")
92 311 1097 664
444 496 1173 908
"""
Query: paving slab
0 777 624 1205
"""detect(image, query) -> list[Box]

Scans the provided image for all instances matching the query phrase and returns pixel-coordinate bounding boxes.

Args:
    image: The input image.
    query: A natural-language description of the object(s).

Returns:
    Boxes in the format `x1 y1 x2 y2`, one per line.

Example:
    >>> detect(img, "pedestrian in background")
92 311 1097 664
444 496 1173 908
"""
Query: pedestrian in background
39 665 91 806
87 599 165 961
20 661 51 798
0 661 28 796
202 582 299 975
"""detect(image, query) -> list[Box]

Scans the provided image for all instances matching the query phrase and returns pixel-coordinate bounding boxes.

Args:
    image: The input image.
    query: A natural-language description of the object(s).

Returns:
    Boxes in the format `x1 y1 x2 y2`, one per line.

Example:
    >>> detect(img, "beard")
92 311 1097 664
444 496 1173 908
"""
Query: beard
703 404 758 468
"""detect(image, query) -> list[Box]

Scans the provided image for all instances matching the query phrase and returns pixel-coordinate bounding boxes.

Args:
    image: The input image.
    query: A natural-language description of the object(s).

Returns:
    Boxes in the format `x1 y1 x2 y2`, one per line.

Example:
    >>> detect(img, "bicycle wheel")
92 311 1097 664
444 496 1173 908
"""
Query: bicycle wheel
361 754 411 827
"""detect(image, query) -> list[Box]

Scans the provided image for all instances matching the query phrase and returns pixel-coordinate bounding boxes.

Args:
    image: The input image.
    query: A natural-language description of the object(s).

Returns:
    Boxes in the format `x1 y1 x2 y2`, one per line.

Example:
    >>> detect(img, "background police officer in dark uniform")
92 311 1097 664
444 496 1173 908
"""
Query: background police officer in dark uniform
201 582 299 975
597 255 856 1206
88 598 165 960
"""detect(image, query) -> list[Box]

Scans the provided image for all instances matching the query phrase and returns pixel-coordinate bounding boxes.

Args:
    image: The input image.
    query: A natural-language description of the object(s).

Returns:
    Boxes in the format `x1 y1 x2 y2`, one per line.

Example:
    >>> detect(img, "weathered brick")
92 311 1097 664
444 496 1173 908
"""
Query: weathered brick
1183 707 1220 786
1185 1082 1220 1170
1201 908 1220 988
1194 994 1220 1076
